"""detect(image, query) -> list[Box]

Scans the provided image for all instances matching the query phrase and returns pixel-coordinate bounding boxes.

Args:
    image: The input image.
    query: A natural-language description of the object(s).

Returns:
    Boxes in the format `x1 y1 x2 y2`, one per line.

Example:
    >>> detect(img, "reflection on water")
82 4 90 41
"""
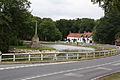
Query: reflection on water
46 44 95 52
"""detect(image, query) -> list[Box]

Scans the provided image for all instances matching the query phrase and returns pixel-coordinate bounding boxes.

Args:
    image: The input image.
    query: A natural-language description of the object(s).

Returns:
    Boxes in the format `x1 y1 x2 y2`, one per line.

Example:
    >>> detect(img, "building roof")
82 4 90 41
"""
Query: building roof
67 33 82 37
67 32 92 38
83 32 92 37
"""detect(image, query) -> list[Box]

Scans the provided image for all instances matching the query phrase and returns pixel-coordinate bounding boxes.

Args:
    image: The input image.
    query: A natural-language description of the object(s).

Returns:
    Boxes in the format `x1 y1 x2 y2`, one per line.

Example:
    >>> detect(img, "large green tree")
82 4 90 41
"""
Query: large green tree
91 0 120 14
91 0 120 44
0 0 31 52
39 19 62 41
93 13 120 44
72 18 96 33
56 19 74 40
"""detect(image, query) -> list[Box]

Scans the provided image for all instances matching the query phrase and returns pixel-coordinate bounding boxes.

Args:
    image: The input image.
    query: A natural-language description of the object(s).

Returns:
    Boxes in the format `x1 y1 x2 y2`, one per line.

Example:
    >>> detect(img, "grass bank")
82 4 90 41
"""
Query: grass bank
97 72 120 80
10 46 56 51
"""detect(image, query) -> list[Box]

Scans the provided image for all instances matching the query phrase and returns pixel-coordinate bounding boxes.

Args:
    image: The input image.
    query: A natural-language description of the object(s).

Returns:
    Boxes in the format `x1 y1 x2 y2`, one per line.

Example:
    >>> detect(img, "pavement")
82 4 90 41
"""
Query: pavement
0 54 120 80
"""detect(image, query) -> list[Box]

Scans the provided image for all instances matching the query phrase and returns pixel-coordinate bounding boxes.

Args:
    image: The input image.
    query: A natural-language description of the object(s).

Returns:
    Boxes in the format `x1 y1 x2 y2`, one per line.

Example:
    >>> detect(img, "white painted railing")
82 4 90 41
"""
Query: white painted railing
0 49 118 62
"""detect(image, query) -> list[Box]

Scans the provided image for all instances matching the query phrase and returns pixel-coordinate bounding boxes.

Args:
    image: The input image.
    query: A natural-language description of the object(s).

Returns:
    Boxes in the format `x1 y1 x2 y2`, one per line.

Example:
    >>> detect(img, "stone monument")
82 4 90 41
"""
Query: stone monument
30 21 41 48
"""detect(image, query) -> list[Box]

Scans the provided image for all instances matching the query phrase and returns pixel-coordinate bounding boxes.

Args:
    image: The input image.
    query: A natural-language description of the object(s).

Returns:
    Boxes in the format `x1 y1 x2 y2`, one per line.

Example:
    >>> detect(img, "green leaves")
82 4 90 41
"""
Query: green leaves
93 13 120 44
115 32 120 39
39 19 62 41
91 0 120 44
56 18 96 40
91 0 120 14
0 0 31 52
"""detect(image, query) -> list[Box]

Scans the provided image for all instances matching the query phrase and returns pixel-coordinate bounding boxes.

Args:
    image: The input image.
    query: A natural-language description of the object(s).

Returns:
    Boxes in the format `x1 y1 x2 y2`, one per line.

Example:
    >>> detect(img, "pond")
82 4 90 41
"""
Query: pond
46 44 95 52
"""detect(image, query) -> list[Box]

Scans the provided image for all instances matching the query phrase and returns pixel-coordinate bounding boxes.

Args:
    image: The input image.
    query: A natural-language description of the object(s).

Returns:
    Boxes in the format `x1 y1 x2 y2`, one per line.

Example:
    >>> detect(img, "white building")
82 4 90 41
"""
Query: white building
67 32 93 43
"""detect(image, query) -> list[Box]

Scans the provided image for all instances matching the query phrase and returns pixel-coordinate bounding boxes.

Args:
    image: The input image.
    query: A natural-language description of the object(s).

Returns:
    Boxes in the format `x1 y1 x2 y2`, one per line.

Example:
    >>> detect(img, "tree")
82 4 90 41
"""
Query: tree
39 19 62 41
56 18 96 40
93 13 120 44
56 19 74 40
91 0 120 14
70 19 81 33
115 32 120 39
78 18 96 32
91 0 120 44
0 0 31 52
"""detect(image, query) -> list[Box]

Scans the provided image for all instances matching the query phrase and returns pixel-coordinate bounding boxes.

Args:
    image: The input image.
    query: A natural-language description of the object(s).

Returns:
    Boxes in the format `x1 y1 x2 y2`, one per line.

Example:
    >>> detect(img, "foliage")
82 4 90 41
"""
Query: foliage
77 18 95 32
0 0 31 52
91 0 120 14
56 19 73 40
39 19 62 41
56 18 96 40
91 0 120 44
115 32 120 39
2 0 120 52
93 13 120 44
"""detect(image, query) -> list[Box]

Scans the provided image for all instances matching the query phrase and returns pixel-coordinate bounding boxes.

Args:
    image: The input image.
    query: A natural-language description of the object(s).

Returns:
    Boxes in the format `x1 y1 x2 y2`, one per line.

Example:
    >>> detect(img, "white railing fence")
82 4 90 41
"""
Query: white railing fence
0 49 118 62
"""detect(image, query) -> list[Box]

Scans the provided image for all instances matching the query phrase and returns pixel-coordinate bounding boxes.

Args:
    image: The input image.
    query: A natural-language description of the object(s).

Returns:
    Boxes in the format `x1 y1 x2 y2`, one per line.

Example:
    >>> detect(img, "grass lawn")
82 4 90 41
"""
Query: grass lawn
97 72 120 80
10 46 56 51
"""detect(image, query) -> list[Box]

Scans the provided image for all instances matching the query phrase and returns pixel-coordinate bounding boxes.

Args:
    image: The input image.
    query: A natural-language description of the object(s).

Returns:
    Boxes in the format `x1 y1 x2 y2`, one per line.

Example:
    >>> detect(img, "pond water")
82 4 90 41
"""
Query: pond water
46 44 95 52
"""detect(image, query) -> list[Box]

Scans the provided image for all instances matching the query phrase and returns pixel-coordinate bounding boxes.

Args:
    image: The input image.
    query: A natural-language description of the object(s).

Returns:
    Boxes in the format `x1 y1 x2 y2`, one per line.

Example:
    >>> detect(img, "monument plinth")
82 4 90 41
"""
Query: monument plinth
30 34 40 48
30 21 42 48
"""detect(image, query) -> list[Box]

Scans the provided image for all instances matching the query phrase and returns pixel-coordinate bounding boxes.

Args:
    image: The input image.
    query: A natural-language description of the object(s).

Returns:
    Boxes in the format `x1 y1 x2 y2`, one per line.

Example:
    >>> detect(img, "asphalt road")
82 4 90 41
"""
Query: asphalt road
0 54 120 80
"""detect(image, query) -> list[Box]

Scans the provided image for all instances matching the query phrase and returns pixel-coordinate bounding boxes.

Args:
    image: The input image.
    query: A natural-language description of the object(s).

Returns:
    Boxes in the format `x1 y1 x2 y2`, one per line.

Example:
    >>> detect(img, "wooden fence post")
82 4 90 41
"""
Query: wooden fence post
86 53 88 59
28 53 31 61
66 53 68 60
13 53 15 61
103 51 106 56
77 53 79 59
53 54 57 60
93 52 95 58
41 54 43 60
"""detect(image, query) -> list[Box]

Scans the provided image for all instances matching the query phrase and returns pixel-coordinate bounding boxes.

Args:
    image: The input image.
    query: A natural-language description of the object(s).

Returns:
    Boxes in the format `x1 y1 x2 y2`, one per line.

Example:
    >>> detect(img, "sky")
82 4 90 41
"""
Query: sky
29 0 104 21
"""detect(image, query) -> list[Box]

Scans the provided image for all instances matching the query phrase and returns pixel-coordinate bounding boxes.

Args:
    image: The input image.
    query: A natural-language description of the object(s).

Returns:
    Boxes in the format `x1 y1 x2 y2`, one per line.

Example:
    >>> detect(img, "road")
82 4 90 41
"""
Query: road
0 54 120 80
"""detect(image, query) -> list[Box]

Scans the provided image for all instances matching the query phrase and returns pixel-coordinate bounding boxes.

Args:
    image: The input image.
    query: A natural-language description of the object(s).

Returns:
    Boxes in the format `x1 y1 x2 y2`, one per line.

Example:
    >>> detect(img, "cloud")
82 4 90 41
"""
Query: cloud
29 0 104 20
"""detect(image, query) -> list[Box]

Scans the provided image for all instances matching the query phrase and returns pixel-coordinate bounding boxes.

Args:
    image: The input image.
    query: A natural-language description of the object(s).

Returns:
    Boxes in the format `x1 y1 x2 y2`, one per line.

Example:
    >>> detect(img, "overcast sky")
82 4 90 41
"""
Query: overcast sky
29 0 104 20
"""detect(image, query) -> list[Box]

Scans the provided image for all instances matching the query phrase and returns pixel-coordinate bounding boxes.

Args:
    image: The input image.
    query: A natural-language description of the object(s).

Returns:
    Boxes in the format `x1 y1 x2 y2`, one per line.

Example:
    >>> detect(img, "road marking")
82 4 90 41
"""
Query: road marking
1 59 120 71
112 63 120 66
0 61 78 71
64 73 83 77
96 67 112 70
21 60 120 80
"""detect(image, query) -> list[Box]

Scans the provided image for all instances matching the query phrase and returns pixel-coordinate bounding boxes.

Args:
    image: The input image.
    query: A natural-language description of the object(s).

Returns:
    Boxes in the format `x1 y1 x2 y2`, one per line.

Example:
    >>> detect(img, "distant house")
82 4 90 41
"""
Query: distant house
115 38 120 46
67 32 93 43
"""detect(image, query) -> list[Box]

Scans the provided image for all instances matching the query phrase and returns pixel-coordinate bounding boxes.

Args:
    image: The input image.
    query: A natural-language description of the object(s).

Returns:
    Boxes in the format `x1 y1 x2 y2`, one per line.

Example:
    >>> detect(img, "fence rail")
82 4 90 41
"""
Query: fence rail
0 49 118 62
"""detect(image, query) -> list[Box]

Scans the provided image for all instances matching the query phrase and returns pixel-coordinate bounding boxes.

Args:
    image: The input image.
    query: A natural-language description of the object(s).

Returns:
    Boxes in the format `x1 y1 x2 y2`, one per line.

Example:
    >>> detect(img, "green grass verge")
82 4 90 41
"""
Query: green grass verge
10 46 56 50
97 72 120 80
